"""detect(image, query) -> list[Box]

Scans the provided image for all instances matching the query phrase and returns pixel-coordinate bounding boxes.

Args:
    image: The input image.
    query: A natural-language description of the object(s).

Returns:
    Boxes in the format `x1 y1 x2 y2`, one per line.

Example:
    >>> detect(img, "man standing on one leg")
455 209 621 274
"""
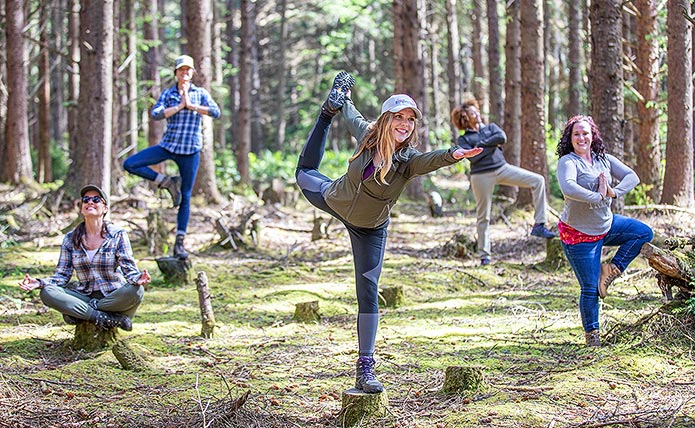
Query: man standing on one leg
124 55 220 259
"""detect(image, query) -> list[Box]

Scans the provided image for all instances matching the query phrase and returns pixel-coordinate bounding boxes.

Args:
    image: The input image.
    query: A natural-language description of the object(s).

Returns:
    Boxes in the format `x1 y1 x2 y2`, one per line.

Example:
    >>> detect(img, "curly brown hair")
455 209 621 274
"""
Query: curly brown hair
556 115 606 160
450 98 480 131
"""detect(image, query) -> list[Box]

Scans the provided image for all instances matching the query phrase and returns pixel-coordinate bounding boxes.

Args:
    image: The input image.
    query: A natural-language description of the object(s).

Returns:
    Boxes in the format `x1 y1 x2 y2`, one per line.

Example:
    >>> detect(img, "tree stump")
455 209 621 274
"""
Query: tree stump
428 191 443 217
215 210 258 250
337 388 389 427
112 340 150 371
146 210 169 257
443 233 476 259
73 322 118 352
543 238 566 268
294 301 320 322
156 256 192 285
440 365 485 394
311 215 332 241
196 271 216 338
379 286 404 308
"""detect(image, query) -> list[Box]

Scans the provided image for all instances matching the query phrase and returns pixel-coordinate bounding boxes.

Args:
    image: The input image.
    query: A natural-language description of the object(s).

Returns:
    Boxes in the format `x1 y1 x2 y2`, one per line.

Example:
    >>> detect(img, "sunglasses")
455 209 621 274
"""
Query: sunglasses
81 196 104 204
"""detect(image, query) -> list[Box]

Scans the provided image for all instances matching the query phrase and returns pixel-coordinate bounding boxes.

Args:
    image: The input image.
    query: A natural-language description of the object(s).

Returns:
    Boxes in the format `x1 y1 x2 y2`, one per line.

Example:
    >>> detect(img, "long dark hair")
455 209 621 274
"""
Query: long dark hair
71 222 109 250
556 115 606 160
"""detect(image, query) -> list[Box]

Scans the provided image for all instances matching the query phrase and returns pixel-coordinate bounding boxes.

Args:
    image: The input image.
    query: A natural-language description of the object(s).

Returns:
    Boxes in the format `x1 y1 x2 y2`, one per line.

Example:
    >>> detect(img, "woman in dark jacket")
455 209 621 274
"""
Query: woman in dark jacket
296 72 482 393
451 97 555 266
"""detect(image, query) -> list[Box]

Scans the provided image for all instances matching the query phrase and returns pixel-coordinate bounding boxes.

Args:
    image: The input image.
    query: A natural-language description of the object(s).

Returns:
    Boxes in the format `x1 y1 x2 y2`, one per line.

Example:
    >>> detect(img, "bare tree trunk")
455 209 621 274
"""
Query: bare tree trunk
212 1 226 151
393 0 428 200
3 0 32 183
445 0 461 138
142 0 164 174
111 2 123 195
622 8 636 166
471 0 487 116
72 0 114 195
0 0 7 167
67 0 80 158
38 1 52 183
567 0 583 116
635 0 661 202
518 0 546 207
187 0 223 202
662 0 694 207
501 0 521 200
225 0 239 151
236 0 253 185
589 1 624 157
274 0 288 151
50 0 67 148
487 0 503 126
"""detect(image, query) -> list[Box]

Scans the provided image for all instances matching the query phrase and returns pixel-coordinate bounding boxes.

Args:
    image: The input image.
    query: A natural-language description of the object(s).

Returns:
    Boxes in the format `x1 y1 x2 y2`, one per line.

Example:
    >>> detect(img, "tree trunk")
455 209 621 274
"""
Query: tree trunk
224 0 239 151
67 0 80 159
635 0 661 202
445 0 461 138
589 1 624 157
3 0 32 183
142 0 164 173
487 0 503 126
503 0 521 169
188 0 223 203
73 322 118 352
212 1 226 152
567 0 583 116
38 2 52 183
662 0 694 207
518 0 546 207
393 0 428 200
471 0 487 116
0 0 7 168
236 0 253 185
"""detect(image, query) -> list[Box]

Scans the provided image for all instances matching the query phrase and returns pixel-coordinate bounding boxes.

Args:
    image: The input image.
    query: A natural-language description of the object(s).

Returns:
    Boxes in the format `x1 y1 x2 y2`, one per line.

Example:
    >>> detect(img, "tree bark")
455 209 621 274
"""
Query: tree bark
487 0 503 126
3 0 32 183
567 0 583 116
662 0 694 207
518 0 547 207
196 271 216 338
503 0 521 169
471 0 487 116
188 0 223 203
445 0 461 139
143 0 164 166
38 2 52 183
236 0 254 185
635 0 661 202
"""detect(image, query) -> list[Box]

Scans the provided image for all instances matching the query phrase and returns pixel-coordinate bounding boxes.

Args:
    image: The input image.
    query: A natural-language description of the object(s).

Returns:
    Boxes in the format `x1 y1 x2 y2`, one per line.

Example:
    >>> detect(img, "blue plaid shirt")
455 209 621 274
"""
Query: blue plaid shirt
152 83 221 155
40 224 143 295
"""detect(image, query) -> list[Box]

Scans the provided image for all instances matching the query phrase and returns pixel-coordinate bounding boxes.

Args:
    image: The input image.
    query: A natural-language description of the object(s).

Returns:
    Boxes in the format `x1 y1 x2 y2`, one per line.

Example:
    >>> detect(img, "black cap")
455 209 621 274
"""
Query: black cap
79 184 109 206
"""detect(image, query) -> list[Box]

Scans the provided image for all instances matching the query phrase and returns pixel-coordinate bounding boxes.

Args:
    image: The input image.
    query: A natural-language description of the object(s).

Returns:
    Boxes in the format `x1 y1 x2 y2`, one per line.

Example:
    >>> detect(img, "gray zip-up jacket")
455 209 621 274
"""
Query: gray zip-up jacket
323 99 461 228
557 152 639 235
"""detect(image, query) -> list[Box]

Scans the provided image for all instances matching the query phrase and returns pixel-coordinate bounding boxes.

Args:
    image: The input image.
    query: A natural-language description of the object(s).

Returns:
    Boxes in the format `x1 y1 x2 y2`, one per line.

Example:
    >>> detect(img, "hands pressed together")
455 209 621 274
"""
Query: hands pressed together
598 173 616 198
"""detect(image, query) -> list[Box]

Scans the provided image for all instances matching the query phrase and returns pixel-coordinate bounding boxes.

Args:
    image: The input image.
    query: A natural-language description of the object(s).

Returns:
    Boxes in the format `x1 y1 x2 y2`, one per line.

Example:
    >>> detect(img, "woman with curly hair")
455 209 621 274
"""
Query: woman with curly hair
556 115 653 347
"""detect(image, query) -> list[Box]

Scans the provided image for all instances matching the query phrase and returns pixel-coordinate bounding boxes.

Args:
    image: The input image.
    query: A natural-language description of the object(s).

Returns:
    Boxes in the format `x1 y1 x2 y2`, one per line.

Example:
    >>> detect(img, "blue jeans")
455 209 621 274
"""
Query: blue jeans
123 145 200 234
561 214 653 332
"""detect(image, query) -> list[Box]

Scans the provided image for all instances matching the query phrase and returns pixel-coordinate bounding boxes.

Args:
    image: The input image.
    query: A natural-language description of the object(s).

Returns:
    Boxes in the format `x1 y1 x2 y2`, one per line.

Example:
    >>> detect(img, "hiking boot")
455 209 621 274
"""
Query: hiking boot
355 355 384 393
480 257 491 266
174 234 189 259
159 176 182 207
598 262 621 299
62 314 83 325
585 330 600 347
322 71 355 114
91 310 132 331
531 223 556 239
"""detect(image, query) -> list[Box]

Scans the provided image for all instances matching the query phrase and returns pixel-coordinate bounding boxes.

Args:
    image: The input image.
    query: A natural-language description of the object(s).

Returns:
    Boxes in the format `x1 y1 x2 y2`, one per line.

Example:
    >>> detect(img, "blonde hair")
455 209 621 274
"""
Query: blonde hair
450 97 480 131
349 111 419 185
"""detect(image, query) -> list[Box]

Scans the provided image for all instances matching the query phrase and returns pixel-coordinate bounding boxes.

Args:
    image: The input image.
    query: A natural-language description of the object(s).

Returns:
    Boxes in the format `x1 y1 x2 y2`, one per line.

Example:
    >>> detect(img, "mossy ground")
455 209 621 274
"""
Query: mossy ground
1 178 694 427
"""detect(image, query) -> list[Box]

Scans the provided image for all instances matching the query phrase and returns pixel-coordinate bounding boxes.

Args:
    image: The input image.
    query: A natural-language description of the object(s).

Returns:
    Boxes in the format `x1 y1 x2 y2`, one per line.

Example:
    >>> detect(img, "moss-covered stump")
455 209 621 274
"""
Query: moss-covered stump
73 322 118 352
156 256 191 285
543 237 566 268
112 340 150 371
443 233 477 259
337 388 389 427
379 286 404 308
294 301 320 322
440 365 485 394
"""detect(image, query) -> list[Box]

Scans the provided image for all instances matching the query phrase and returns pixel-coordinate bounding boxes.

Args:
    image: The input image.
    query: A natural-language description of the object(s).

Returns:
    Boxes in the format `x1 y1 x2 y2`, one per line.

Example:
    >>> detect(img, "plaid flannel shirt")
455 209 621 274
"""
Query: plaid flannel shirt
40 224 142 295
151 83 221 155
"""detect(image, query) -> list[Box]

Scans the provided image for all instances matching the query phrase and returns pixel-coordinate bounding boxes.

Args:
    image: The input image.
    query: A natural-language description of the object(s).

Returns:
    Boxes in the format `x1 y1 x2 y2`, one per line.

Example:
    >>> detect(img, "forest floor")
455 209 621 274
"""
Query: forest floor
1 173 695 428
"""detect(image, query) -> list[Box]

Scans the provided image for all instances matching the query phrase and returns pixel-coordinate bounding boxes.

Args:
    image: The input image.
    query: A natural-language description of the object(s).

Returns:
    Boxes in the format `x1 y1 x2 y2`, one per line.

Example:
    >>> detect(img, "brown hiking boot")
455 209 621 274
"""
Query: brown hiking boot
598 262 620 299
585 330 600 347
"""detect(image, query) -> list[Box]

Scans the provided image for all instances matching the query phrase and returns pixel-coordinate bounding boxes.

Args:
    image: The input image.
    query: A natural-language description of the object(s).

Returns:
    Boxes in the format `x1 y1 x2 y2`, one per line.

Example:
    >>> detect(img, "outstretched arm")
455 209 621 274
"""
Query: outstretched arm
452 147 484 159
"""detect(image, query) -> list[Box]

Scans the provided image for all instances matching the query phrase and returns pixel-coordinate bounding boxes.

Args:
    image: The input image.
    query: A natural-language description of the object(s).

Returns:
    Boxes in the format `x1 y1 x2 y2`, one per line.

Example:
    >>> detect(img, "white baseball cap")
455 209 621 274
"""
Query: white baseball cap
381 94 422 119
175 55 195 70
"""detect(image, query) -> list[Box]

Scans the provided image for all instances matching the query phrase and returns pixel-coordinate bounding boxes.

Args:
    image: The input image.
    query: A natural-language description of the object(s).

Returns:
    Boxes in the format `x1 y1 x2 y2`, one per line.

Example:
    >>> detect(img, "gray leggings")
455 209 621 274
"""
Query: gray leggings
40 284 145 320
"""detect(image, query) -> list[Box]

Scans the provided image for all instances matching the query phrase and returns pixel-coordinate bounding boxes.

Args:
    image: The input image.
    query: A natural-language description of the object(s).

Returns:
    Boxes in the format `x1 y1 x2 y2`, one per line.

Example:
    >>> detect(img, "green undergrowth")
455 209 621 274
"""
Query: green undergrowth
1 210 694 427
